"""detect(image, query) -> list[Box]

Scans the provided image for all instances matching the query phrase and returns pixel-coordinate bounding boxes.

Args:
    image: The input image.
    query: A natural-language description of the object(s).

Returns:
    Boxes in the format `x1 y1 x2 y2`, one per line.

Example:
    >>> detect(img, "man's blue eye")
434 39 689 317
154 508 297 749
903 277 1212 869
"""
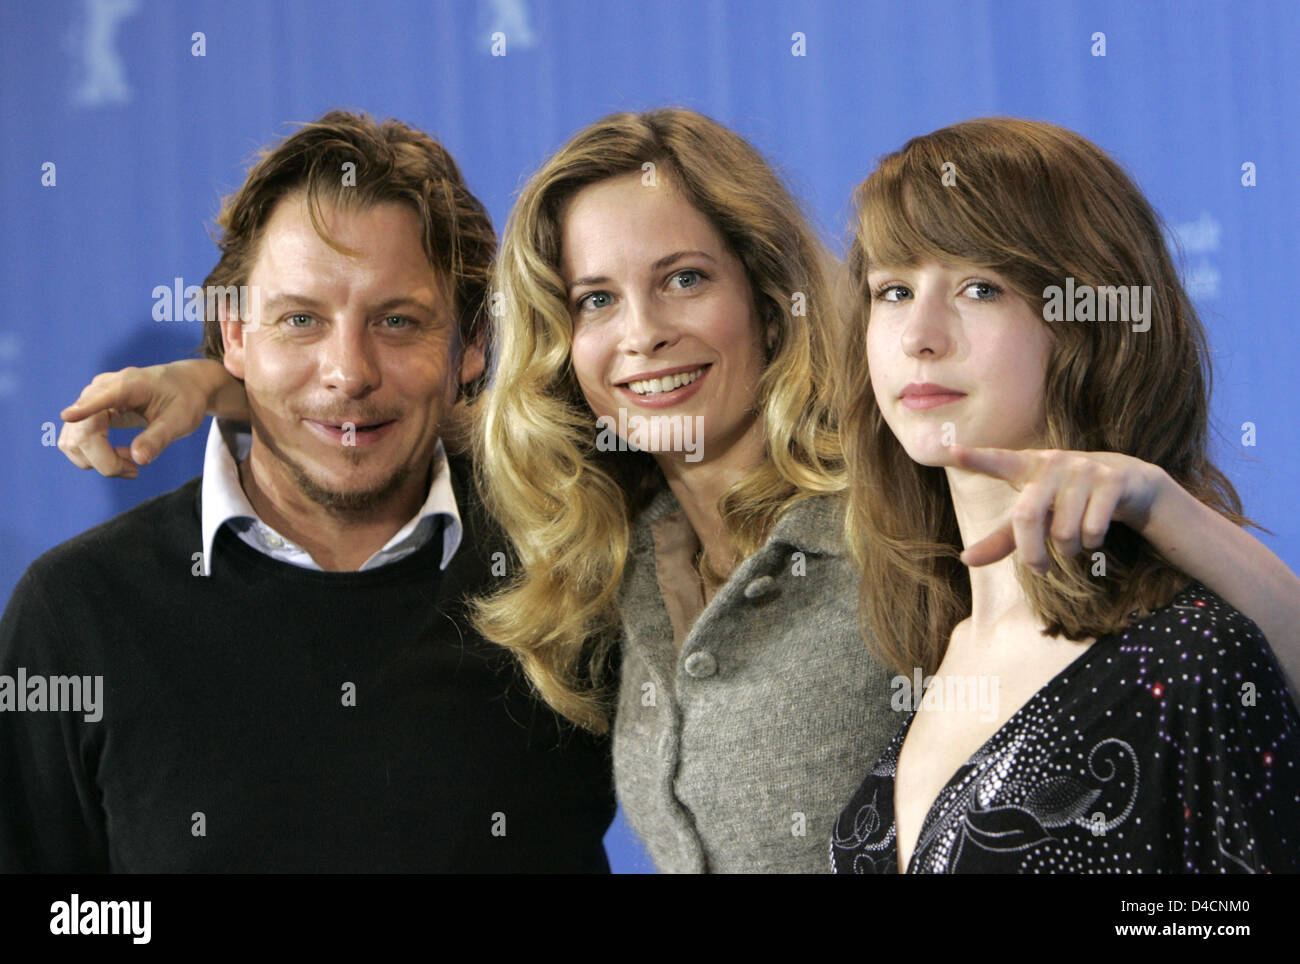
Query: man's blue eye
287 314 315 327
382 316 412 328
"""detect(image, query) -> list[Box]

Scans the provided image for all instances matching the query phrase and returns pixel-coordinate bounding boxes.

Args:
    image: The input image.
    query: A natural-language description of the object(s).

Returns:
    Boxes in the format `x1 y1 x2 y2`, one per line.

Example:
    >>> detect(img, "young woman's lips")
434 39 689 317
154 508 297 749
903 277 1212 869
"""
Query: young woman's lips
899 384 966 411
303 418 399 448
615 365 711 409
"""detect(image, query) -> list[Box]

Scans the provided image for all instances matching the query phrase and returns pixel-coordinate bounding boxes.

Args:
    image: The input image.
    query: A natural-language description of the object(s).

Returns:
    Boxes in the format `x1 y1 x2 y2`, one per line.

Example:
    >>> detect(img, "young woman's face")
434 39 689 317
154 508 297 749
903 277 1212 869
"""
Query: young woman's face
865 260 1053 466
560 171 767 468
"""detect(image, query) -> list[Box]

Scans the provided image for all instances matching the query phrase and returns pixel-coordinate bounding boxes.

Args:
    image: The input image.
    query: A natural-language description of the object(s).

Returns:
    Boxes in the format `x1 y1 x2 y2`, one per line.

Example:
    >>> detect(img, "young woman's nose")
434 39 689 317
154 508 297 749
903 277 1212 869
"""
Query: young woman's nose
900 289 956 359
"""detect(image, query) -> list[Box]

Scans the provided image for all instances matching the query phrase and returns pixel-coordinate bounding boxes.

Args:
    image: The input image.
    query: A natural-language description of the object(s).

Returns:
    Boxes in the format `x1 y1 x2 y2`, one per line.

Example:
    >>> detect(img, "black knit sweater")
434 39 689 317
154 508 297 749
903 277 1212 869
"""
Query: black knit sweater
0 458 614 872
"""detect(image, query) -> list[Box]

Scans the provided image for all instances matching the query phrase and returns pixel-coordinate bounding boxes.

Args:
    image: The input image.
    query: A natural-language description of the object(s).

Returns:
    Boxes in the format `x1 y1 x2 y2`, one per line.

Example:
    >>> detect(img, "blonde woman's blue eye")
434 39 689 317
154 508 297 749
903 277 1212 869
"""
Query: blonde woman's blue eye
579 292 612 311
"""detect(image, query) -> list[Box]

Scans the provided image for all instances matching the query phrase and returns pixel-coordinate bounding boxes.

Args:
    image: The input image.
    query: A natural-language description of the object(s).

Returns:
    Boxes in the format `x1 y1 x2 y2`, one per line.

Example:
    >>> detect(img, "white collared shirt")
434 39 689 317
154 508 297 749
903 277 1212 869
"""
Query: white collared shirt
198 418 462 577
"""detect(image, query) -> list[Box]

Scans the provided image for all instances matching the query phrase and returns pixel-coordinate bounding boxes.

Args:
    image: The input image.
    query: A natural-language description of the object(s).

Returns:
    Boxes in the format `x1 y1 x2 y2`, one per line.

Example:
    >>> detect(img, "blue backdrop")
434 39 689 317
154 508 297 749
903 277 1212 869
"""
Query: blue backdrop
2 0 1296 873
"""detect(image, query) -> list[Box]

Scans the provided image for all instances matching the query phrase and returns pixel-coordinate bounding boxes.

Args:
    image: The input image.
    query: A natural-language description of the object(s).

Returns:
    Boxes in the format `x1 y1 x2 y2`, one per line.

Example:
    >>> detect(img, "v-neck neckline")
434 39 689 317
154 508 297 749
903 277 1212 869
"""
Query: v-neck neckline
892 631 1113 873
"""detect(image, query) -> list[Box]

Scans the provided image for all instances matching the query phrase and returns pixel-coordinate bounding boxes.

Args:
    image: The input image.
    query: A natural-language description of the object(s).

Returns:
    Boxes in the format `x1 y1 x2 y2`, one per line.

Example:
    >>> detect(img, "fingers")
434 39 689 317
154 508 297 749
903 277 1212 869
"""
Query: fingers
108 447 139 479
1009 481 1056 575
948 444 1032 487
993 459 1124 575
57 410 139 478
1045 462 1126 559
60 367 149 423
956 449 1151 576
961 523 1016 567
129 416 188 467
57 366 166 477
1079 477 1124 550
56 416 93 469
1046 467 1094 559
81 425 137 478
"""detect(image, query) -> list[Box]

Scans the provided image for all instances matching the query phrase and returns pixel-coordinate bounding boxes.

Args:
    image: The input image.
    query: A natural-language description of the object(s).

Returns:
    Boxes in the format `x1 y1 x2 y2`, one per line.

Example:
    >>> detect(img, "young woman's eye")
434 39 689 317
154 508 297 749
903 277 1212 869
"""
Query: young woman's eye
872 284 911 303
577 291 613 311
669 269 704 290
963 280 1003 300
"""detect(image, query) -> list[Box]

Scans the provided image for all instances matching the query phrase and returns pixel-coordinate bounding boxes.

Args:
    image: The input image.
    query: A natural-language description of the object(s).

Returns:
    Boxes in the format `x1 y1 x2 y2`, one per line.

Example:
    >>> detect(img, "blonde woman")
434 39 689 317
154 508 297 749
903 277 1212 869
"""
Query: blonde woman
831 118 1300 873
468 109 891 872
60 110 1300 874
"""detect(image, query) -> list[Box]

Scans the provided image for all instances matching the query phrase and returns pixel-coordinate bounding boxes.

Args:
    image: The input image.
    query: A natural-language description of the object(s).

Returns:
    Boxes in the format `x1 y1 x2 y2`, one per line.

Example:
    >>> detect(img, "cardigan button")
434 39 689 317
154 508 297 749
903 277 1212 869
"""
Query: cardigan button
683 651 718 679
743 575 777 600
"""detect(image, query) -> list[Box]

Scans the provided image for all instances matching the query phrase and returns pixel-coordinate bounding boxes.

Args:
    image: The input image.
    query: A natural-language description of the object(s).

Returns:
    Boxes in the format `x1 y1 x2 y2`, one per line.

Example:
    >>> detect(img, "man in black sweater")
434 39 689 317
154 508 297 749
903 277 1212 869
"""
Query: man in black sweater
0 112 615 872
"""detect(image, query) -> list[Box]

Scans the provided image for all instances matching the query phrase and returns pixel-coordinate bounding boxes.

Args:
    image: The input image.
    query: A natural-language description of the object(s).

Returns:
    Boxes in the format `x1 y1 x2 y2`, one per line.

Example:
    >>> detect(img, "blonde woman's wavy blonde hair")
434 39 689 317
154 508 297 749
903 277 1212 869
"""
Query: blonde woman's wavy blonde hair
470 108 846 733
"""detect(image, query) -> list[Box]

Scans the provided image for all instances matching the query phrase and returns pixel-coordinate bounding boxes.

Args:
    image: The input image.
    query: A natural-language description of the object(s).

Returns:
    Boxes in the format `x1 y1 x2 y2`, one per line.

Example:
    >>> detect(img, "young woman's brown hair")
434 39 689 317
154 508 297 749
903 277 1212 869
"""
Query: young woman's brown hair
840 116 1249 677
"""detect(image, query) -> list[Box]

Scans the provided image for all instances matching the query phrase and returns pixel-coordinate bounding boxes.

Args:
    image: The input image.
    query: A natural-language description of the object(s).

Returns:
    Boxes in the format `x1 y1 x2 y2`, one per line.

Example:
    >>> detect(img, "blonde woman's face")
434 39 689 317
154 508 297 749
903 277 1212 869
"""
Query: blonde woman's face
560 171 767 469
864 260 1051 466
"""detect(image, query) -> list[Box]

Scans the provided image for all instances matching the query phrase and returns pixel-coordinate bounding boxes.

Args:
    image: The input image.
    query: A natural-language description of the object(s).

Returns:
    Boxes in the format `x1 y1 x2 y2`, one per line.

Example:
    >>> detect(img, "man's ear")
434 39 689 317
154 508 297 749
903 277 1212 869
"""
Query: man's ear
458 334 486 386
762 320 780 364
219 305 247 380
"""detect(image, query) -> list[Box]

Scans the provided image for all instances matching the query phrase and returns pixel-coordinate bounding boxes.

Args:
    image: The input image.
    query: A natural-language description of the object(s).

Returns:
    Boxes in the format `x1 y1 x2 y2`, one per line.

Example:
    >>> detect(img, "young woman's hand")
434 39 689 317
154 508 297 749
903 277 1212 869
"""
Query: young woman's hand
58 359 246 478
950 443 1300 705
949 445 1167 573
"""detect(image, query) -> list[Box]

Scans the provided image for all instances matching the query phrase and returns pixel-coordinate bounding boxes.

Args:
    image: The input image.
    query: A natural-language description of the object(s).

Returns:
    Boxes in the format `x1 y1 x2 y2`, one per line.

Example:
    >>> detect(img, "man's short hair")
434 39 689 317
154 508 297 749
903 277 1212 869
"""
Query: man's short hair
198 109 495 367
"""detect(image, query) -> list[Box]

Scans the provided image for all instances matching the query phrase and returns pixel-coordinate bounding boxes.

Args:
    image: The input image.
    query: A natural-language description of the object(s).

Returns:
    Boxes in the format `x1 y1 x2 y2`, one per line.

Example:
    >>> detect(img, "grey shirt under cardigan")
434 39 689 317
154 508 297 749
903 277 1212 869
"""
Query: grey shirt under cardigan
613 484 897 872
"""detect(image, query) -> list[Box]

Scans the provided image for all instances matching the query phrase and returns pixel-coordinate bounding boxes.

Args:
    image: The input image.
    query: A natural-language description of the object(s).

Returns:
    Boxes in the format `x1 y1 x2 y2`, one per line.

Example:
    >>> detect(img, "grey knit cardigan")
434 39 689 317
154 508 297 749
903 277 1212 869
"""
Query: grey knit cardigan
612 485 897 872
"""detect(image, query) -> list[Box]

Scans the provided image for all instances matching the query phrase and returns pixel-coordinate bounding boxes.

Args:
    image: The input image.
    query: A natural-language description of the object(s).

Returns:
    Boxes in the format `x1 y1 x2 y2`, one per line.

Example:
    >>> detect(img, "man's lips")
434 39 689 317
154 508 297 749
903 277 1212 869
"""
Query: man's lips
302 417 400 447
899 383 966 411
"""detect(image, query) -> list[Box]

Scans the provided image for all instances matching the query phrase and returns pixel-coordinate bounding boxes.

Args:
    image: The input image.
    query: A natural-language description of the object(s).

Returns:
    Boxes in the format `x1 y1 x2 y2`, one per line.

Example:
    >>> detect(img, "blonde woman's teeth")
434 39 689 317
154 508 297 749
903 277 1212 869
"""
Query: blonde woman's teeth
627 367 705 396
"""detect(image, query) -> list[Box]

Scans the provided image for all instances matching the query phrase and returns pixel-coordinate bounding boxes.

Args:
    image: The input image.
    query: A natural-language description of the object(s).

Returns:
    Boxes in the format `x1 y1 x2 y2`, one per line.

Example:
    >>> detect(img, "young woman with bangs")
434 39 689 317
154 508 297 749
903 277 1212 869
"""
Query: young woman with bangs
830 118 1300 874
58 111 1300 874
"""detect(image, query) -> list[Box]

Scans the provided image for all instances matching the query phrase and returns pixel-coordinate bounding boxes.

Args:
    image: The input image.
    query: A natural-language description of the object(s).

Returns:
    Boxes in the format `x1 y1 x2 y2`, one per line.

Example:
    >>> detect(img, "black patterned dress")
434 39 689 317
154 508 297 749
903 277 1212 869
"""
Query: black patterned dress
830 583 1300 873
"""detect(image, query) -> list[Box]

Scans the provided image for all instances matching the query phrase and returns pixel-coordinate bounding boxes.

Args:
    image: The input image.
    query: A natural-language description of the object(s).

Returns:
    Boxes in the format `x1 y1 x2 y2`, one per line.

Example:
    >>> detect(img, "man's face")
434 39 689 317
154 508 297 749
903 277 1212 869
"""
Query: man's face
220 193 484 514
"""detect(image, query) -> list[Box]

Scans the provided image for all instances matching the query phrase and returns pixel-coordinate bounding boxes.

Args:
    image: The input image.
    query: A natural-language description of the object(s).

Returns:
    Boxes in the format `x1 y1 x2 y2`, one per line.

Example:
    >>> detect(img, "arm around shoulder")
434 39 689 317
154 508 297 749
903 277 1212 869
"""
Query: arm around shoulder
1139 471 1300 708
1169 595 1300 873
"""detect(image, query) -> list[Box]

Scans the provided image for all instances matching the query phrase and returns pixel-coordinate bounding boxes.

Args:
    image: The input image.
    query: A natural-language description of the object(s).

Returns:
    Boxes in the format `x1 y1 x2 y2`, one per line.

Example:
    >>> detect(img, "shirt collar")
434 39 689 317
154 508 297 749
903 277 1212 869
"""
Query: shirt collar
639 481 846 557
199 418 461 576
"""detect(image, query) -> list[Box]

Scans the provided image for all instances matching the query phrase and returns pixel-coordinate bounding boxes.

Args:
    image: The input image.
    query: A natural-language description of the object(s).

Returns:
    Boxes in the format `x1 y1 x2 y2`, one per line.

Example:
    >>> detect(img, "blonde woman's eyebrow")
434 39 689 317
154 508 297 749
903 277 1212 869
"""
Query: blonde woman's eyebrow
651 250 716 272
568 274 610 291
568 250 717 291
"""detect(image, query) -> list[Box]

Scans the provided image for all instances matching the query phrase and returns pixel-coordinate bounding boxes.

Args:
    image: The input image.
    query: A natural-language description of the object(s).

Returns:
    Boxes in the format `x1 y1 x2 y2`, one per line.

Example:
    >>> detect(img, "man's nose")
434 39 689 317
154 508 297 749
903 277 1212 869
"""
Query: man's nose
319 323 380 396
